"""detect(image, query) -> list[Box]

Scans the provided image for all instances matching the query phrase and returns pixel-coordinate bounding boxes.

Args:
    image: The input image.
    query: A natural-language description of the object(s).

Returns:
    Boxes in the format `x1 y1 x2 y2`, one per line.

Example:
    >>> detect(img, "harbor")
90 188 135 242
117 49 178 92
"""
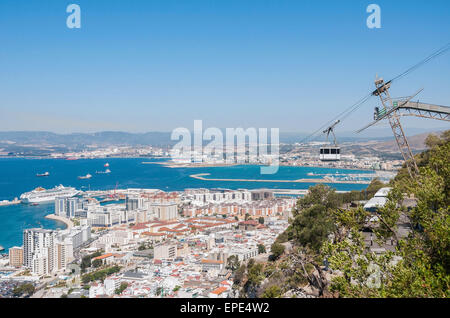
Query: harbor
0 198 21 207
0 157 380 251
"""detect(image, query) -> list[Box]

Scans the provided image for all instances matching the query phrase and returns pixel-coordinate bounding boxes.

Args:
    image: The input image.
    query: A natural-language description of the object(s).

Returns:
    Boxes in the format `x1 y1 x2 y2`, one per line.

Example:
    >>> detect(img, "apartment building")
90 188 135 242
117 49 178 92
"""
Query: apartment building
8 246 23 267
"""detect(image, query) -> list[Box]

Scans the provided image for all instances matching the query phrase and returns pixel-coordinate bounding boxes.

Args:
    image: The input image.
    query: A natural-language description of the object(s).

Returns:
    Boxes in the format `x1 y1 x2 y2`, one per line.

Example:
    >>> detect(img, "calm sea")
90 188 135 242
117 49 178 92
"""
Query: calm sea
0 157 371 251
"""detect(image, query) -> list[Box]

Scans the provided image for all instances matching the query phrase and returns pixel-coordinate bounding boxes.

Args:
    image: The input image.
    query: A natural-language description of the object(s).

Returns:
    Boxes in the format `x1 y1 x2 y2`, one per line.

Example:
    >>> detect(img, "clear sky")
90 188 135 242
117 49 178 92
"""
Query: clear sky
0 0 449 134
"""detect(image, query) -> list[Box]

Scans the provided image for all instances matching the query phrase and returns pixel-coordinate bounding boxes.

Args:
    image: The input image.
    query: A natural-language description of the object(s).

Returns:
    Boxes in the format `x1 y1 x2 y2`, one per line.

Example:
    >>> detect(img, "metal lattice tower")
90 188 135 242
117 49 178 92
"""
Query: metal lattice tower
372 78 419 178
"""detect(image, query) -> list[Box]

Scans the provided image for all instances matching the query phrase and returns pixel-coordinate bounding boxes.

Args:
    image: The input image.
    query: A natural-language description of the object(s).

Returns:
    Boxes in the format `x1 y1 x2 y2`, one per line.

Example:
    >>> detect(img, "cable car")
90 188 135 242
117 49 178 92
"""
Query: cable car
320 146 340 161
320 120 341 161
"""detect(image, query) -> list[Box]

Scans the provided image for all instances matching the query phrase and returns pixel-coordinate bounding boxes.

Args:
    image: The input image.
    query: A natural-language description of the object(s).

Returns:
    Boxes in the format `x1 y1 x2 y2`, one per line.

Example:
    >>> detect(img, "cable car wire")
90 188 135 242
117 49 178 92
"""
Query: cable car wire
390 42 450 83
300 41 450 144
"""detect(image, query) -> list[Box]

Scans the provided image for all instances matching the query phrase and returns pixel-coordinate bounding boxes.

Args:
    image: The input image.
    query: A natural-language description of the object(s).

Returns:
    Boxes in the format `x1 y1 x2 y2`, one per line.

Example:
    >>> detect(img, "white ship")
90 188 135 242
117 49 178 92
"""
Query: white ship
20 185 80 204
95 169 111 174
78 174 92 179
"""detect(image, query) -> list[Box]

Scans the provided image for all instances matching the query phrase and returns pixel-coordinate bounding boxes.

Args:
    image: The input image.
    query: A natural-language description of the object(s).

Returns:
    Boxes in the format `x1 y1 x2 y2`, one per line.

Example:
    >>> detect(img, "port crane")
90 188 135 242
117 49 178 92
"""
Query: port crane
320 120 341 161
357 77 450 178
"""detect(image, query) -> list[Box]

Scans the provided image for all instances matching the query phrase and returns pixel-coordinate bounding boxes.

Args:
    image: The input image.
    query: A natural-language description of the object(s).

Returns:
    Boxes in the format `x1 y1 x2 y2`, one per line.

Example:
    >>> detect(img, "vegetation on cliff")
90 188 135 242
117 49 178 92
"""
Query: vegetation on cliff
233 131 449 298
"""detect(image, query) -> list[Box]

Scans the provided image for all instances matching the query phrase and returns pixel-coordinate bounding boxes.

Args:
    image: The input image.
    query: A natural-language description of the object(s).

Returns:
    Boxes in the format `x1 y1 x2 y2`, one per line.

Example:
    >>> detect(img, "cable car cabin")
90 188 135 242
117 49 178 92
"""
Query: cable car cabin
320 146 341 161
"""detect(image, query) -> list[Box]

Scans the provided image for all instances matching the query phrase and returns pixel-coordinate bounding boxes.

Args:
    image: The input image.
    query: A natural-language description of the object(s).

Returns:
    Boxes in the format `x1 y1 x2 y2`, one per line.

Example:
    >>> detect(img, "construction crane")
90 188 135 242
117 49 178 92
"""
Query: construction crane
357 77 450 178
320 120 341 161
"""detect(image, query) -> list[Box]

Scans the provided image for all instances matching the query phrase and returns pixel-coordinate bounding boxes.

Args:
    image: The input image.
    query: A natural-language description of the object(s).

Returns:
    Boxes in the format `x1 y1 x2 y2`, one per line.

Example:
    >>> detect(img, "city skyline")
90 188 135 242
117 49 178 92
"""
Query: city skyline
0 0 449 133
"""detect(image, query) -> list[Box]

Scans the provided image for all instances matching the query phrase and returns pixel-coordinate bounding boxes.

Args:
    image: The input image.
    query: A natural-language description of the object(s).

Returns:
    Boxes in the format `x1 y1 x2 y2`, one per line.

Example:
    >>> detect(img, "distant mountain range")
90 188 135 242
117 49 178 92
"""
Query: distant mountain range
0 131 175 148
0 128 445 155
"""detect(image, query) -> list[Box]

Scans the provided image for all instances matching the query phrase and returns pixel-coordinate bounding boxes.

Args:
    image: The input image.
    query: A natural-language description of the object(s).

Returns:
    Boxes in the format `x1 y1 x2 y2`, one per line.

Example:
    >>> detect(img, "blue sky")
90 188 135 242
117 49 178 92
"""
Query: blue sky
0 0 449 134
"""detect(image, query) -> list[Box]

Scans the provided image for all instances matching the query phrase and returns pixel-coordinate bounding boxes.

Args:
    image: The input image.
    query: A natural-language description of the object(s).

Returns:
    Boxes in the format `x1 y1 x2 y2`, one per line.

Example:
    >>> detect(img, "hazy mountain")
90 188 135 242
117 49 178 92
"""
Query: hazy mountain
0 128 446 153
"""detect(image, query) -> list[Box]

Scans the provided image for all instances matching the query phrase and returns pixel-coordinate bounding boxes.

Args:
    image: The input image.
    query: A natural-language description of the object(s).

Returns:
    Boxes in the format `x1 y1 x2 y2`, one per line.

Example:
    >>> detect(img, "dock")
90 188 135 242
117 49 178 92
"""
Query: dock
0 198 21 207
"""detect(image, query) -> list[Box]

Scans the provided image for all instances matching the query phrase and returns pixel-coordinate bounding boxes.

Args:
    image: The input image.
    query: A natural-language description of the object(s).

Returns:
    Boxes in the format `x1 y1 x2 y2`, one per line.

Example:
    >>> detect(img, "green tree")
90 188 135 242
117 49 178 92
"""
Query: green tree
226 255 241 272
289 184 338 252
92 259 103 268
270 243 285 260
233 265 246 286
261 285 282 298
322 136 450 298
138 243 147 251
115 282 128 295
258 244 266 254
13 283 35 297
425 134 443 149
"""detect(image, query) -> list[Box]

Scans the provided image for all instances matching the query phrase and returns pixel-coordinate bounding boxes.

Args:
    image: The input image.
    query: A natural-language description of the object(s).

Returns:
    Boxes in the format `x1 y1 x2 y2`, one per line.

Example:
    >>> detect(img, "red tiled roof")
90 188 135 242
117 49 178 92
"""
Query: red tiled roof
211 286 228 295
201 259 224 264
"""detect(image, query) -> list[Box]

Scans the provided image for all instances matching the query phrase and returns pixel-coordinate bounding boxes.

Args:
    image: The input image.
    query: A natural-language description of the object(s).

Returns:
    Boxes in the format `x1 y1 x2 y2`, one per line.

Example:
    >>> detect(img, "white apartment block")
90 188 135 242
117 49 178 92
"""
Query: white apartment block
154 243 177 259
23 226 91 275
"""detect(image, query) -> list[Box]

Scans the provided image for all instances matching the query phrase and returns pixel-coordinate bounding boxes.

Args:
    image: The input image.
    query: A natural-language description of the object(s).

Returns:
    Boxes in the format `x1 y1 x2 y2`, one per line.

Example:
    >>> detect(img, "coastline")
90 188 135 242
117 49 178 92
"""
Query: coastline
190 173 372 185
45 214 73 230
0 156 396 174
146 160 396 173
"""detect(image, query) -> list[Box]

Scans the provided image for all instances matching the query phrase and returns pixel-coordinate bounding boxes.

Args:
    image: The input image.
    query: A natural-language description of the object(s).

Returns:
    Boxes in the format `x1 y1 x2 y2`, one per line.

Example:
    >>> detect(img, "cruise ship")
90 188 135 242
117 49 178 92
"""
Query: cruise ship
20 185 80 204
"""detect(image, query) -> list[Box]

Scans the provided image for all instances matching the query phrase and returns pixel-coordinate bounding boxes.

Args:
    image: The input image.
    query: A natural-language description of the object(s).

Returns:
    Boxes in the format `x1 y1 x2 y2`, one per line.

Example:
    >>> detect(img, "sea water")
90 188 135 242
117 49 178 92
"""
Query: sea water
0 157 371 251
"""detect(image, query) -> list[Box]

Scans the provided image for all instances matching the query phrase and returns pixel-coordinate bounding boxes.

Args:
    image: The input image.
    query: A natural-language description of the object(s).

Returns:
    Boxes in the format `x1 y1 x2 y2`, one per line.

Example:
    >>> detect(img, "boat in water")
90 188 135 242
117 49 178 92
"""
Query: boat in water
95 169 111 174
0 246 4 252
78 174 92 180
36 171 50 177
104 163 110 167
20 185 80 204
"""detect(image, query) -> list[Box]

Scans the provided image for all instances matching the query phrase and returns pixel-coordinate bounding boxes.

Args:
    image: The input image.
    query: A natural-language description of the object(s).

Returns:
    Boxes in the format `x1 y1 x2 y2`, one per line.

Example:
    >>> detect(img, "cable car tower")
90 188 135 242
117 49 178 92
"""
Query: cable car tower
357 76 450 178
320 120 341 161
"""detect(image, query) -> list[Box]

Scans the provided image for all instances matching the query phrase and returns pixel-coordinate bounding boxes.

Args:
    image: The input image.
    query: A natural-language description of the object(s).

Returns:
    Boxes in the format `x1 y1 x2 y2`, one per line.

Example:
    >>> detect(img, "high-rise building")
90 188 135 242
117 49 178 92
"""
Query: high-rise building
56 197 84 218
55 197 67 217
125 195 141 211
23 228 56 275
67 197 79 218
9 246 23 267
150 202 178 221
